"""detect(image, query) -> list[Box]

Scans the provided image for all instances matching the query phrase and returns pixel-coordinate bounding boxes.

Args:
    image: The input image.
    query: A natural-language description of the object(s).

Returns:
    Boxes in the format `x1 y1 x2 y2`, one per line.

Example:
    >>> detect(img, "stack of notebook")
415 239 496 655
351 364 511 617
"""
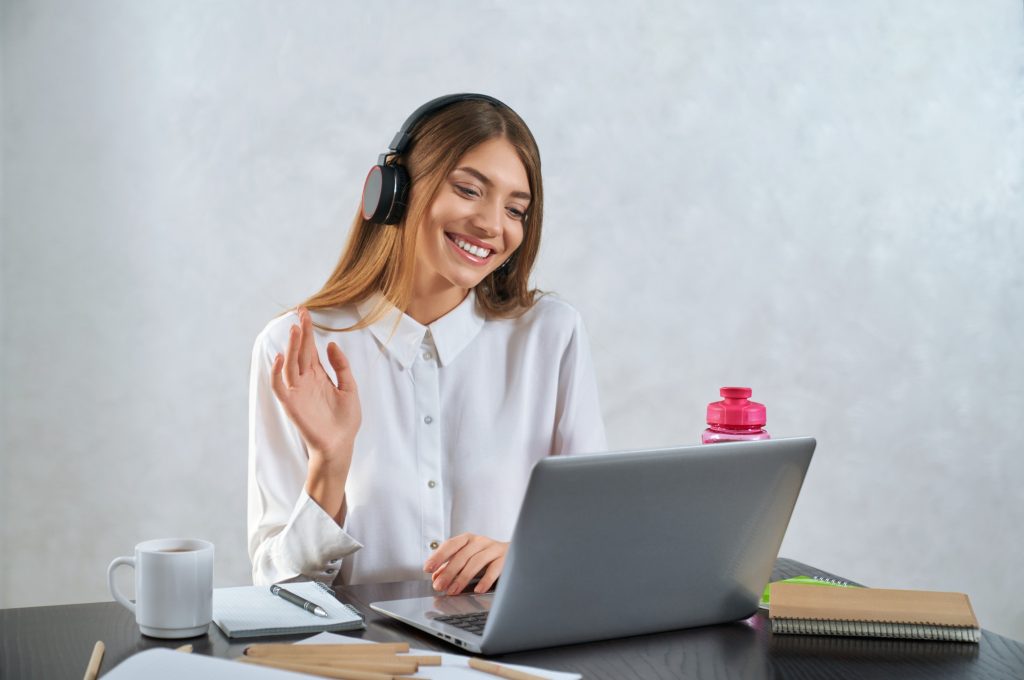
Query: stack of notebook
768 582 980 643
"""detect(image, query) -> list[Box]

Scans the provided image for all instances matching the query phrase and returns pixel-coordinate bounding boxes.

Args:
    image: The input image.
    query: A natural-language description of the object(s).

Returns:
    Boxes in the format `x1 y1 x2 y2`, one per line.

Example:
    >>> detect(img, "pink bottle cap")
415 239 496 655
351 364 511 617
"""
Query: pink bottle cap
706 387 766 428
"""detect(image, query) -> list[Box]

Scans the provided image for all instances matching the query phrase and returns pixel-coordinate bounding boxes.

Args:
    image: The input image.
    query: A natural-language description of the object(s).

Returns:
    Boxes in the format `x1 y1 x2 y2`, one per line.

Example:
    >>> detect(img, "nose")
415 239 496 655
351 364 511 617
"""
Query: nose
471 197 504 239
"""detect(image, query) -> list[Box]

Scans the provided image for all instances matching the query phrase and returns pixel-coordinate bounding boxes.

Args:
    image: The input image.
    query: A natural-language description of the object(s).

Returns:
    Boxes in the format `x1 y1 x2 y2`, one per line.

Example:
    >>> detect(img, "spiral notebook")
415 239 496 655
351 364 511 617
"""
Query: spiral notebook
769 582 979 643
213 581 365 639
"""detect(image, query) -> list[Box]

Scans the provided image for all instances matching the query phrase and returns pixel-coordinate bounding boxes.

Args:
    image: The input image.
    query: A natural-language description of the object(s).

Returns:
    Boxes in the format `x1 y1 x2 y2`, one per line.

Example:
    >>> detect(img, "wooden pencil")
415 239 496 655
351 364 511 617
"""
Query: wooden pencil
265 657 419 674
245 642 411 656
244 648 408 659
245 648 441 667
468 657 548 680
82 641 104 680
402 655 442 666
238 655 424 679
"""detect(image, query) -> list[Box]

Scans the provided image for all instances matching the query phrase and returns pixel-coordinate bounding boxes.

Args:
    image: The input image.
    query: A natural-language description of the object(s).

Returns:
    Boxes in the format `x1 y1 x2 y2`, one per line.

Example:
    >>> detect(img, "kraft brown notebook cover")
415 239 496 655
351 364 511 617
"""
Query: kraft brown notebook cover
769 582 979 642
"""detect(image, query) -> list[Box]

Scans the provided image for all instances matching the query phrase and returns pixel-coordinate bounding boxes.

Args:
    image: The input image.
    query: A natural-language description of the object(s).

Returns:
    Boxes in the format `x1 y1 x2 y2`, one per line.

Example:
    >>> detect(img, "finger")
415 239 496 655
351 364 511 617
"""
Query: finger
474 554 505 594
284 324 301 388
446 545 502 595
432 538 489 592
327 342 358 393
270 353 288 401
424 534 472 573
430 562 449 589
297 307 314 374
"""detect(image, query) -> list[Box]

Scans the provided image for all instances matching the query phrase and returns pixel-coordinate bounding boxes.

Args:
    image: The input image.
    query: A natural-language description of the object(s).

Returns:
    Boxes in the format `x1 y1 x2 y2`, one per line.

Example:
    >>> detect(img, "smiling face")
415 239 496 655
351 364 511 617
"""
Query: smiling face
410 136 531 316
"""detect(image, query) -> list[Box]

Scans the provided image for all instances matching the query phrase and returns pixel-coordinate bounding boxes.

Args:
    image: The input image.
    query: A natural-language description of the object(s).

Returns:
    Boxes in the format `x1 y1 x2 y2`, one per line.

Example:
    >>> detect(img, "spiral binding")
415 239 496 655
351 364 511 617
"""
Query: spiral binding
771 617 980 643
314 581 364 621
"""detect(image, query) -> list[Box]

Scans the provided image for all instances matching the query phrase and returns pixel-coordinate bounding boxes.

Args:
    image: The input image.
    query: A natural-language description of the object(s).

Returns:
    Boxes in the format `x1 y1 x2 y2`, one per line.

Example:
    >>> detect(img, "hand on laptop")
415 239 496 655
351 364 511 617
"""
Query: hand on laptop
423 533 509 596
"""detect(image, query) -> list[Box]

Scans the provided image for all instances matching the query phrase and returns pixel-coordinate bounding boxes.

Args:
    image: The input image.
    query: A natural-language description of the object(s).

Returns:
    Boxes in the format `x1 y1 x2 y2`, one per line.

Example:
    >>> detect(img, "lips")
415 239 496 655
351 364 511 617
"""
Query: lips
445 232 494 264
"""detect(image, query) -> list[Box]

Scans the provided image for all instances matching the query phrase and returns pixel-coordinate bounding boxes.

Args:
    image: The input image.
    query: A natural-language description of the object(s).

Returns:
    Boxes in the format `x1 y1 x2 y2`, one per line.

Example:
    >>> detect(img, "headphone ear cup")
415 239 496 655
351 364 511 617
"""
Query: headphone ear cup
361 164 388 223
361 164 410 225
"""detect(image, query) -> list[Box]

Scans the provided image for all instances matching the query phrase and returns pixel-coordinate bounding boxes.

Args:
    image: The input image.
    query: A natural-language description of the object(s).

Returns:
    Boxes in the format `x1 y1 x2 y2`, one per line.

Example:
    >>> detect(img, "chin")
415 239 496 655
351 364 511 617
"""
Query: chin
444 268 490 291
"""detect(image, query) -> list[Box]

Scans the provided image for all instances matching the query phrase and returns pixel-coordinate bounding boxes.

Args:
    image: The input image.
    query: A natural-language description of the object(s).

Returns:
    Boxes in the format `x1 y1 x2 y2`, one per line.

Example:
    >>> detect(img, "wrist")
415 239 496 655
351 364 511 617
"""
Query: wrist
304 459 349 526
308 437 355 466
308 453 350 479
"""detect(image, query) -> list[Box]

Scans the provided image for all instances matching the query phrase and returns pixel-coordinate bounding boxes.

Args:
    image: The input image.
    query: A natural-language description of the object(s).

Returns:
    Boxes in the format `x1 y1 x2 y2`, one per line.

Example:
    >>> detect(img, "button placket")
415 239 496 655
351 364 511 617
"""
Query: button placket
413 334 444 562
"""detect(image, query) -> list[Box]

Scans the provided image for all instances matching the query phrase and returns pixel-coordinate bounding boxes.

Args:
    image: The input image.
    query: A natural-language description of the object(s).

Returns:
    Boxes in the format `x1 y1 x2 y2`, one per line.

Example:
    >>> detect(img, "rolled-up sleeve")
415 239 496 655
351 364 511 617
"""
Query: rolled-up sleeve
247 325 363 585
553 312 608 456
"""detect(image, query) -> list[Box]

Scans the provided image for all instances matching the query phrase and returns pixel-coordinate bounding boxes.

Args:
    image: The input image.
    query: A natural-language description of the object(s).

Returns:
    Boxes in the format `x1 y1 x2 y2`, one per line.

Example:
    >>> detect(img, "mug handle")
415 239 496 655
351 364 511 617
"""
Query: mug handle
107 556 136 613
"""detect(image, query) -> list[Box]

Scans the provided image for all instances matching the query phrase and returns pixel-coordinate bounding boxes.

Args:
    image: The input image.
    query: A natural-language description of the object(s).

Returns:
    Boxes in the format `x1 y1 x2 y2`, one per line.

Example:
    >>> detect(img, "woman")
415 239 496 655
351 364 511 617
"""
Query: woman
248 94 606 596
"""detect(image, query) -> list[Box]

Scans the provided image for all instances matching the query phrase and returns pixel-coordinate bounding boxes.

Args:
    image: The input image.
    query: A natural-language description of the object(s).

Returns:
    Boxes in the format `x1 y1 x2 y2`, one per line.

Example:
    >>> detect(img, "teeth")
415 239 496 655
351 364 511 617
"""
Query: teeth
454 236 491 259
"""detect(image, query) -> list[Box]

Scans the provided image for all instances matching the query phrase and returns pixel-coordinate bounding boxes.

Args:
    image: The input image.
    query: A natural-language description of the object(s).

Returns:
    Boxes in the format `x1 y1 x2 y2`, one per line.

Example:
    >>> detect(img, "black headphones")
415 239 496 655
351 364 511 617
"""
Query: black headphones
360 93 509 225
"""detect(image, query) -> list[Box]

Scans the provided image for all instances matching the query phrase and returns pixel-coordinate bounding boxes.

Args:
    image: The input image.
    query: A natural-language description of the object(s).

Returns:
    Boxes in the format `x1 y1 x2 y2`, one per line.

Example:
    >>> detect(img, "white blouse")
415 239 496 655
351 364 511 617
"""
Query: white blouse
247 290 607 586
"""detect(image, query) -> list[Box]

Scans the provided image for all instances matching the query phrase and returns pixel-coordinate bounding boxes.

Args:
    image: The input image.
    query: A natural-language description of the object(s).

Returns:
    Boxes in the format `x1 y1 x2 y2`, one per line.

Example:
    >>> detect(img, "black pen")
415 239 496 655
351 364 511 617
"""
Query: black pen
269 584 328 617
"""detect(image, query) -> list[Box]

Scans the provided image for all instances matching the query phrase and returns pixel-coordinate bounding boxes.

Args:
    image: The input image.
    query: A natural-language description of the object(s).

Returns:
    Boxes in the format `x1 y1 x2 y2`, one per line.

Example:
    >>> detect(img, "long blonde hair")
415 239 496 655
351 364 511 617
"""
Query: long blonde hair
300 98 544 330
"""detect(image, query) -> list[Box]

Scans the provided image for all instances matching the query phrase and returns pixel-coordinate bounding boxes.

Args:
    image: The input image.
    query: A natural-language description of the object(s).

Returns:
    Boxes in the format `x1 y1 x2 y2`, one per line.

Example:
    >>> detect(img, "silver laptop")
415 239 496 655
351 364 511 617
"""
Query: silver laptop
370 436 815 654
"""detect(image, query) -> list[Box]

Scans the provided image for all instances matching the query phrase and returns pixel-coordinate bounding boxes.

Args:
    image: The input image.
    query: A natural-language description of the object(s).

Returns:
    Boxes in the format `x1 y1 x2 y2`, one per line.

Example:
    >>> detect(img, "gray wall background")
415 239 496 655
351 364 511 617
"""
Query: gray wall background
2 0 1023 641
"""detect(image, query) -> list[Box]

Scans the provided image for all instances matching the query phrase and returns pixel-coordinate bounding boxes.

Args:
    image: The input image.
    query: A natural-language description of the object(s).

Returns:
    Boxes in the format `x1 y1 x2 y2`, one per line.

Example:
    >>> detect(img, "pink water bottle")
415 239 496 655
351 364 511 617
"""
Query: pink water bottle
701 387 770 444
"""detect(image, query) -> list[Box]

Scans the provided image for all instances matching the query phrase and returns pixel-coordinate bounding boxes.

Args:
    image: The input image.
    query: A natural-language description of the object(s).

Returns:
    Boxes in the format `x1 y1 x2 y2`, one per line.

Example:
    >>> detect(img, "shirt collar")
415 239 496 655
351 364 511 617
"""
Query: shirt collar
428 289 486 367
356 290 485 369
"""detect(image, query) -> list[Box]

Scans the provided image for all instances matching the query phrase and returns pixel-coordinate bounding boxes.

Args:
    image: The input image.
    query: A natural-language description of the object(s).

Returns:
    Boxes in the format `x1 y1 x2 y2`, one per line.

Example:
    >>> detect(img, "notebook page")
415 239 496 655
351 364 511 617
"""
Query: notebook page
214 582 361 635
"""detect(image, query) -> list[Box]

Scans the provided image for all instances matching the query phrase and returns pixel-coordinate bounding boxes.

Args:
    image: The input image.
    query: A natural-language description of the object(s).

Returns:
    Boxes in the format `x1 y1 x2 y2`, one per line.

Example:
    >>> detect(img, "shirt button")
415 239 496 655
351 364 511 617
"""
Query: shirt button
423 351 433 360
428 480 436 488
429 541 440 550
424 415 433 424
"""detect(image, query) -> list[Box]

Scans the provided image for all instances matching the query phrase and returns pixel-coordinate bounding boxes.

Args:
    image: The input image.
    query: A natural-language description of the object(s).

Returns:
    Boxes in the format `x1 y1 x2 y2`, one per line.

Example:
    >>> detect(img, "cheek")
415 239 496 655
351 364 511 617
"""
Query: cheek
506 223 525 252
412 220 444 273
418 210 446 250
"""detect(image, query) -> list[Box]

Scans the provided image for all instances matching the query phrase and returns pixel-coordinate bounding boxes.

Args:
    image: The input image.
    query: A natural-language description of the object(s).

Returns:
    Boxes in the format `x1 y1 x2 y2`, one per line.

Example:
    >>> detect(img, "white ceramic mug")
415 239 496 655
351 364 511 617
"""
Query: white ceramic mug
107 538 214 638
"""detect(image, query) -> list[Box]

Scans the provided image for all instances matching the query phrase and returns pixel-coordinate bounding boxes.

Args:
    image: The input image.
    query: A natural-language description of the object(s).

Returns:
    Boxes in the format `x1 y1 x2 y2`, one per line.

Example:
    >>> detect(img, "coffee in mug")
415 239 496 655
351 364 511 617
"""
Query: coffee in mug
107 538 214 638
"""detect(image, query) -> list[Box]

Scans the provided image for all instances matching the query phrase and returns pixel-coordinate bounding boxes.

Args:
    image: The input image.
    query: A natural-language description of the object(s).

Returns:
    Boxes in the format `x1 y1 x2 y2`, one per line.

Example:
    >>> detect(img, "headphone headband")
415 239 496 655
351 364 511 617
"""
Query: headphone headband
382 93 507 162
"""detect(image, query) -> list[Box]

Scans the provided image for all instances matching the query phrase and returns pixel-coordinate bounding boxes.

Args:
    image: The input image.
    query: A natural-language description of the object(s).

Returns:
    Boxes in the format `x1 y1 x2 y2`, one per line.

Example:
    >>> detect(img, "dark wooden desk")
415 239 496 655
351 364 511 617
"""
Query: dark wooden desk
2 558 1022 679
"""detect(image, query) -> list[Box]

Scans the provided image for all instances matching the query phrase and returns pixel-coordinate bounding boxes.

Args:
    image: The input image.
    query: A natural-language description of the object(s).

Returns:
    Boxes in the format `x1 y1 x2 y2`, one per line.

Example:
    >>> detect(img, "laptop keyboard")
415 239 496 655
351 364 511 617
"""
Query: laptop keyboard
435 611 488 635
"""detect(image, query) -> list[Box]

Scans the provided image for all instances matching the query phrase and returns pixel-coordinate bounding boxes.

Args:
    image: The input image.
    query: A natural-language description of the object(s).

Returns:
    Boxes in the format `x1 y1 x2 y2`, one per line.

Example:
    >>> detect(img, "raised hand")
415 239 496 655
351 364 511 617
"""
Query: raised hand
424 533 509 595
270 306 362 468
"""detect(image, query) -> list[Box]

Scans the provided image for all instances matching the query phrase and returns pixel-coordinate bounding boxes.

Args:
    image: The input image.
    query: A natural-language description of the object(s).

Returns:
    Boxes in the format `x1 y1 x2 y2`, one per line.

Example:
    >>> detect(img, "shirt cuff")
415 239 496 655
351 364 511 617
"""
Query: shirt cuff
269 490 363 583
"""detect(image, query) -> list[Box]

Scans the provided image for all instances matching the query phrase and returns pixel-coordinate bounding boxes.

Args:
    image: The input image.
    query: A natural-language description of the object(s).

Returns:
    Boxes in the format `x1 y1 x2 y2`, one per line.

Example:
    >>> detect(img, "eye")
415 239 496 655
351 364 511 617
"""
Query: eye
506 206 526 221
454 184 480 198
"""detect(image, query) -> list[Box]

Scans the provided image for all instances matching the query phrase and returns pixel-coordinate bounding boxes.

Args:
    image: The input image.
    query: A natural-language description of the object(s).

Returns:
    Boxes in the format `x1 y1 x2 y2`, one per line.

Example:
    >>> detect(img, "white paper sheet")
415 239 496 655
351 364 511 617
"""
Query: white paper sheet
101 630 582 679
100 648 318 679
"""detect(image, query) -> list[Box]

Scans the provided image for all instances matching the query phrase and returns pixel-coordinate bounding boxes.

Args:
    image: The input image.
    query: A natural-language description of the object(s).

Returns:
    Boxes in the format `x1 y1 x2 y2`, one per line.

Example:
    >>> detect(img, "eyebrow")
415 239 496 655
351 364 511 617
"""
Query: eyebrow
454 166 532 201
